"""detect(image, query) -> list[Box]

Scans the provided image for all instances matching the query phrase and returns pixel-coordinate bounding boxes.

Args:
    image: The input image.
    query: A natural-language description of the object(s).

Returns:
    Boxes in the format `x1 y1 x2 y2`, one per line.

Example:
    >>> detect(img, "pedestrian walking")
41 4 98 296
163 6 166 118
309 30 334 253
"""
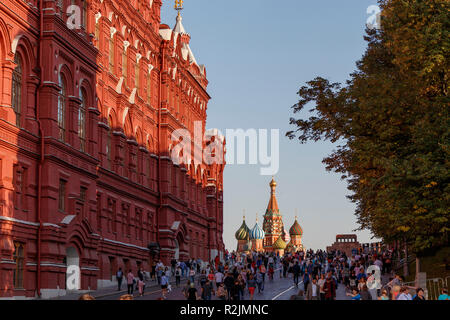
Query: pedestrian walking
160 272 169 299
306 278 320 300
323 275 336 300
127 270 135 295
175 266 181 287
201 280 214 300
116 267 123 291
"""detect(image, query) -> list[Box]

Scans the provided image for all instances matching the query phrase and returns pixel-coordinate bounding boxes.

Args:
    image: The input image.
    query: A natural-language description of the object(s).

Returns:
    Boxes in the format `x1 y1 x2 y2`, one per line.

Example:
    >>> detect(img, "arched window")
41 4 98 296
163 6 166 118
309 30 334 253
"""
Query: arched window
78 88 87 152
11 54 23 127
58 73 67 142
13 242 25 288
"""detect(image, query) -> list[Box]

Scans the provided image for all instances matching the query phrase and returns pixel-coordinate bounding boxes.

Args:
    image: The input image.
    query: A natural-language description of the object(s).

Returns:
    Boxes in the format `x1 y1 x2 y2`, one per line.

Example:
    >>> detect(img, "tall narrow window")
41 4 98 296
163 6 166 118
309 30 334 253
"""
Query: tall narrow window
109 35 114 73
146 156 150 180
122 47 127 86
112 200 117 233
106 116 113 169
13 166 22 210
13 242 25 288
13 166 27 211
147 72 151 104
58 73 67 142
135 61 139 92
80 186 87 202
96 193 102 231
126 205 131 236
11 54 23 127
94 20 100 48
78 88 87 152
135 210 140 240
58 179 66 212
82 0 87 30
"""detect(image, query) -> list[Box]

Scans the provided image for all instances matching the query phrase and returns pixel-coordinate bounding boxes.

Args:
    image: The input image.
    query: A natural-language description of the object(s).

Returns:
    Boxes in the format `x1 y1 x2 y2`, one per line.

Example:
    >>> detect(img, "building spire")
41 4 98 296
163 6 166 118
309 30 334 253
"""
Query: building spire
173 0 187 35
266 177 279 214
269 176 277 194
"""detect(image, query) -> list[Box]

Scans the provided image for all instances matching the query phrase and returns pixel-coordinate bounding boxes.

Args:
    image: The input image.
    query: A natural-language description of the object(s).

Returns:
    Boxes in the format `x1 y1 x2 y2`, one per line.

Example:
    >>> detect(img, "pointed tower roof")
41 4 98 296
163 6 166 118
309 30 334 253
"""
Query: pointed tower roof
173 12 188 35
172 10 199 67
235 216 250 241
266 177 280 215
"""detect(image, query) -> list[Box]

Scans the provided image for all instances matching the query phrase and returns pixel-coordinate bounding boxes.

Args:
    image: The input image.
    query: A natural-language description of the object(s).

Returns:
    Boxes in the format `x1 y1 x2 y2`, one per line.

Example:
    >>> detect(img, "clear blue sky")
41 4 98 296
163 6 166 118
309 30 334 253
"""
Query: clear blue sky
161 0 381 251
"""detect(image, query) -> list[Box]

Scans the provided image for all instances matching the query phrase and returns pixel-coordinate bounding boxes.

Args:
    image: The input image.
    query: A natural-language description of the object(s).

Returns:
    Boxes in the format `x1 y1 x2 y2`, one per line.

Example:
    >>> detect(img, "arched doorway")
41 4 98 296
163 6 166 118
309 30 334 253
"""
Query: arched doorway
66 247 81 291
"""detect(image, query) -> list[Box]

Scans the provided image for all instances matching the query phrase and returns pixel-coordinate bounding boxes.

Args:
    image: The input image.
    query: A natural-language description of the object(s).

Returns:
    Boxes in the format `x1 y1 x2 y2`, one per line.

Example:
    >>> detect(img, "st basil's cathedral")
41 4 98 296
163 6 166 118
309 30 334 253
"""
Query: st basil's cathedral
234 178 304 255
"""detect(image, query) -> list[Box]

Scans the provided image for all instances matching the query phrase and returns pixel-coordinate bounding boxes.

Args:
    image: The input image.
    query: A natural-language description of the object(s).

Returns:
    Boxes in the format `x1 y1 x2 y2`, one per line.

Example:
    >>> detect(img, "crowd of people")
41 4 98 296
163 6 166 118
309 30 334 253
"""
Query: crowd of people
79 248 448 301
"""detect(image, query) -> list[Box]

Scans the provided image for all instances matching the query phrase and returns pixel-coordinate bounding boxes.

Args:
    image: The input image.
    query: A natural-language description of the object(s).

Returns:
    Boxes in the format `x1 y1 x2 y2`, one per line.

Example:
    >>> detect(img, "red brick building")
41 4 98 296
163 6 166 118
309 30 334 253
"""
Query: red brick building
0 0 224 299
326 234 360 256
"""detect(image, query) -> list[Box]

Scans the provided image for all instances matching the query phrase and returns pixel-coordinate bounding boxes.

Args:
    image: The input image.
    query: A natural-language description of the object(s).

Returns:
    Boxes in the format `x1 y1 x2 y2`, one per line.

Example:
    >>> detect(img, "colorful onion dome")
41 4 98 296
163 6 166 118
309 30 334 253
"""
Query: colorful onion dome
272 236 287 250
289 216 303 236
235 217 250 241
250 219 265 240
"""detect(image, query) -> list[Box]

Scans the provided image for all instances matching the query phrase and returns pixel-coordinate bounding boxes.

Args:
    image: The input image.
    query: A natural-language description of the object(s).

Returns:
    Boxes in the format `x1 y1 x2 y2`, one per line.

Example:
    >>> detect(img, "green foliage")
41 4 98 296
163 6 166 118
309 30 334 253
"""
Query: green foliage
287 0 449 256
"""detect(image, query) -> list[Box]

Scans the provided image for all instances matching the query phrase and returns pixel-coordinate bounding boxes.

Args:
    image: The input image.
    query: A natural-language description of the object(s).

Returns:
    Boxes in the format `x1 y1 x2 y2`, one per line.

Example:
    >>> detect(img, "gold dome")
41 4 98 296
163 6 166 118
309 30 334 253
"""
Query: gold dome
272 236 287 250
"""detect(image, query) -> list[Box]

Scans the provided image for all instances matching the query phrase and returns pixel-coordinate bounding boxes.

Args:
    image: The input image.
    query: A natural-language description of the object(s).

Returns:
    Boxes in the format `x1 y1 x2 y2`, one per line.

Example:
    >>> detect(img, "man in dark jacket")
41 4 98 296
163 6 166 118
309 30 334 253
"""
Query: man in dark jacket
292 262 301 287
303 271 311 290
224 273 235 301
323 275 336 300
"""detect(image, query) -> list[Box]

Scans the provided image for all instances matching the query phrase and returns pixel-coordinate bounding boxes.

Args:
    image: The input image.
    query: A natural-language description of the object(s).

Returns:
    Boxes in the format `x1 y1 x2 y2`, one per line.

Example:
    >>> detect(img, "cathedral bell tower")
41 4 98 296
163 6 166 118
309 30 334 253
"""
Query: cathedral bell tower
263 178 284 252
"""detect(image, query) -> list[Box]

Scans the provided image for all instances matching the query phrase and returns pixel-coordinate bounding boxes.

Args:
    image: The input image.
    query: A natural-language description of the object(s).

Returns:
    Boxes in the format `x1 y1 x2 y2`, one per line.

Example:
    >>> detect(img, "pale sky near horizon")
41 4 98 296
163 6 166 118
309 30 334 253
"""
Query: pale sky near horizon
161 0 382 251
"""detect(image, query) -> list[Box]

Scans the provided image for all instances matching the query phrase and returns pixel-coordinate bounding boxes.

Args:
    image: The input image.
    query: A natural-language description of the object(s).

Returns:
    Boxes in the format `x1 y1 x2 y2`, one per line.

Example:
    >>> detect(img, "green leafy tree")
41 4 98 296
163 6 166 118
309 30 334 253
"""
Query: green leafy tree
287 0 449 257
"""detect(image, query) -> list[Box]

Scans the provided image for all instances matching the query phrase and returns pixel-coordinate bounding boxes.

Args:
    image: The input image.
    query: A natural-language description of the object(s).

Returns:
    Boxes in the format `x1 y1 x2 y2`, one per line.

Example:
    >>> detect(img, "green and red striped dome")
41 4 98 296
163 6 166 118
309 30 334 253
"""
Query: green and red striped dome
289 217 303 236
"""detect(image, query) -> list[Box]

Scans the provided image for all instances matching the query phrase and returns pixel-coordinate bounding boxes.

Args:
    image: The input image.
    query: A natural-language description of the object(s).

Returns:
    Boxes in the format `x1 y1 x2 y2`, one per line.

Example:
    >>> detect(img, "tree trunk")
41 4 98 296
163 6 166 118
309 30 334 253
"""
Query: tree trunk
403 240 409 278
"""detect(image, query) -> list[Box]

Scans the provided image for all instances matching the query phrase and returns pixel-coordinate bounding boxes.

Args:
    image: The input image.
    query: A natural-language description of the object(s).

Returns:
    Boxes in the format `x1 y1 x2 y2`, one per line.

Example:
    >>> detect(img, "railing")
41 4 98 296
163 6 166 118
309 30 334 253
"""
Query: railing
426 277 449 300
393 255 416 273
